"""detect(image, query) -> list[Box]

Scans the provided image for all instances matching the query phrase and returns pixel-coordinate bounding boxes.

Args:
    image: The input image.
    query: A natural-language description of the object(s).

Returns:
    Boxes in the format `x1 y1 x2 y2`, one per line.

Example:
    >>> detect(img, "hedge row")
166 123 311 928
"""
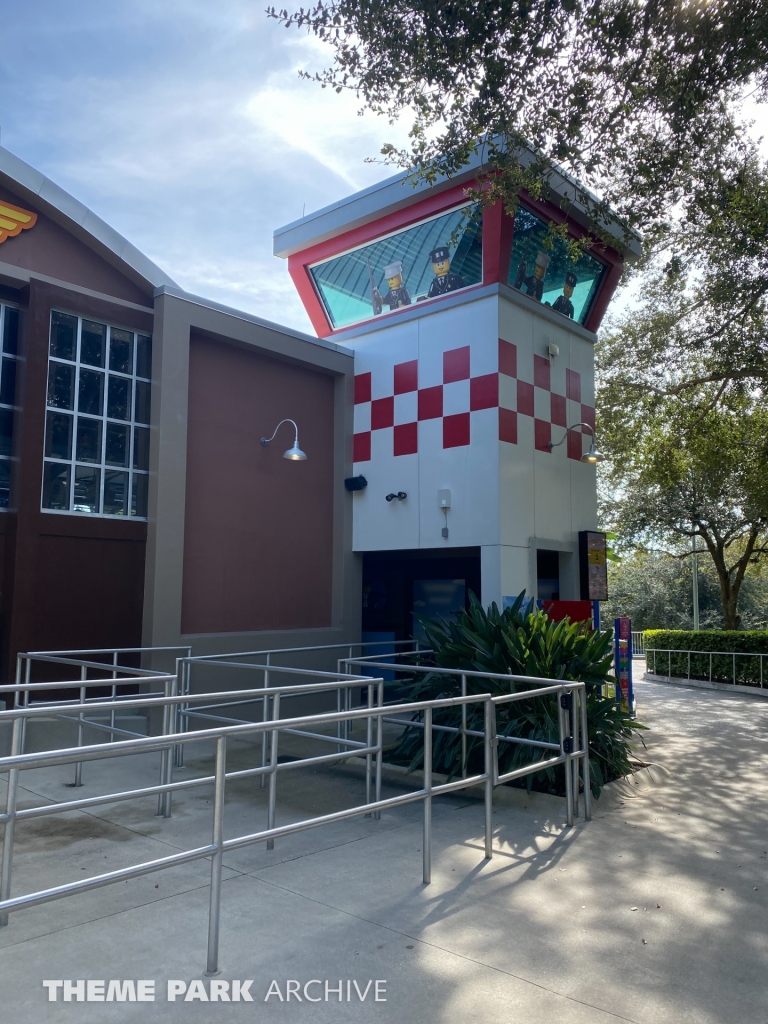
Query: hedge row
643 630 768 654
643 630 768 687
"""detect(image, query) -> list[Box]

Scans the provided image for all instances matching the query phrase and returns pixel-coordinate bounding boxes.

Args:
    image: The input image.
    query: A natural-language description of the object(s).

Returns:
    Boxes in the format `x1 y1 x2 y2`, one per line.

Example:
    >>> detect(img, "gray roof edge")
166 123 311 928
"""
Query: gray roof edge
153 285 353 357
0 145 178 291
273 143 642 262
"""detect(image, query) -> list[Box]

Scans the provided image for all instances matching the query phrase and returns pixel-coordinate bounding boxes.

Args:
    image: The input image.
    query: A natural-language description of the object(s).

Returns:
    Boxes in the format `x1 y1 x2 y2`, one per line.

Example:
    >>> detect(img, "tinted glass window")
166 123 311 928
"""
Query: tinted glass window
48 362 75 410
43 311 151 517
110 328 133 374
80 321 106 367
310 204 483 329
508 206 607 324
50 311 77 360
2 307 18 355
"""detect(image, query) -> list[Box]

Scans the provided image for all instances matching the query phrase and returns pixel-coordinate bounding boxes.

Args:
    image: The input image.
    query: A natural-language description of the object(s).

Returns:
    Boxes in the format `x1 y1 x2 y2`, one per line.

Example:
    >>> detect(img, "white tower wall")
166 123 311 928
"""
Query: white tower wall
348 290 598 607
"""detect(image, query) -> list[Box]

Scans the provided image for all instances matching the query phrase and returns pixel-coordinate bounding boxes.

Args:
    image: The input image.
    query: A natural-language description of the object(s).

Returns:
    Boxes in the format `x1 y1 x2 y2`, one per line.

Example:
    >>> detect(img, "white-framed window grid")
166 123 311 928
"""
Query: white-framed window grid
42 309 151 519
0 303 20 510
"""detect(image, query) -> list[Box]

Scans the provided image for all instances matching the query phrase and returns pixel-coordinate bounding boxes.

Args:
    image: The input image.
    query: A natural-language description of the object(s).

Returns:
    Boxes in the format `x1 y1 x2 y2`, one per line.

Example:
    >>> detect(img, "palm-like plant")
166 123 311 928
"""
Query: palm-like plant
393 592 645 797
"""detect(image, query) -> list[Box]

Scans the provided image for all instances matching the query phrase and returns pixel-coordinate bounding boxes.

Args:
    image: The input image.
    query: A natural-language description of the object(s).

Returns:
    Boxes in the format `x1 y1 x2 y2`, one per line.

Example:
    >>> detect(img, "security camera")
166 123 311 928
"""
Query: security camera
385 492 408 502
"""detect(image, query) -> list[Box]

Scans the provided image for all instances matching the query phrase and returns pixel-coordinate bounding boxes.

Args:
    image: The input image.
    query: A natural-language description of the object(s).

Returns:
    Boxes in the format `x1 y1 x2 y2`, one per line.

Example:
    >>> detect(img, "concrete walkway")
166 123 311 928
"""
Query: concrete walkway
1 678 767 1024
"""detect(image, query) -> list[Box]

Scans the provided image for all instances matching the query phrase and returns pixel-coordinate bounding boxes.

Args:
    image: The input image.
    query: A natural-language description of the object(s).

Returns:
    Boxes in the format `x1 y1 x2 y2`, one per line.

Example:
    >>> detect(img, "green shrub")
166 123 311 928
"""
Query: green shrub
390 592 645 798
644 629 768 686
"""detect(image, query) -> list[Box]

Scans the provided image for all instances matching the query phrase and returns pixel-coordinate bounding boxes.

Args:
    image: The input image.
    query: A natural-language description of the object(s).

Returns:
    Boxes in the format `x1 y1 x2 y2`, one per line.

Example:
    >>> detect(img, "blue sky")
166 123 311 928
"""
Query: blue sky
1 0 410 333
2 3 765 335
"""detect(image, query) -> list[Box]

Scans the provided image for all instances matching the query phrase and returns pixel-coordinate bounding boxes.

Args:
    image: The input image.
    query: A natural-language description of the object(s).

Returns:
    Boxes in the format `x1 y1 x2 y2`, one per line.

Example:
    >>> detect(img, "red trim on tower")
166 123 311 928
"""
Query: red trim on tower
288 256 332 337
294 181 475 268
585 259 625 333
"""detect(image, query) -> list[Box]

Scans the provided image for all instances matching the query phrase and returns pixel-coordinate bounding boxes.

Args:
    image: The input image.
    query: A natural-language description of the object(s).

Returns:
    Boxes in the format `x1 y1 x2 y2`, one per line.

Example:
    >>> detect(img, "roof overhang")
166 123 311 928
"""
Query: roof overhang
0 145 178 294
273 143 642 262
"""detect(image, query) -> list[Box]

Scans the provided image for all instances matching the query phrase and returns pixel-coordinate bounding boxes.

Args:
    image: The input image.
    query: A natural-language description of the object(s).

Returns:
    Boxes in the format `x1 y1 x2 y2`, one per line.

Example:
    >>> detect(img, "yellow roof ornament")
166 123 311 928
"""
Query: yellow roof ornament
0 200 38 244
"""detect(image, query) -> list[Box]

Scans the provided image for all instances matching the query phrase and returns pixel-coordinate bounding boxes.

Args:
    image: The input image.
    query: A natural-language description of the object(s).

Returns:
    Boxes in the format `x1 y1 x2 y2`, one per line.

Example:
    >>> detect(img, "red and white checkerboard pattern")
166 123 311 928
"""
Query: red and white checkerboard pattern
353 339 594 462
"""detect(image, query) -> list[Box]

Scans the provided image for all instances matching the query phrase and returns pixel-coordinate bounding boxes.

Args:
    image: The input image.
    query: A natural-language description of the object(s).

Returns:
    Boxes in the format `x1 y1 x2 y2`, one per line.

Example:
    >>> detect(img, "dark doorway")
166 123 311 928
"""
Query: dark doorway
537 549 560 601
362 548 481 643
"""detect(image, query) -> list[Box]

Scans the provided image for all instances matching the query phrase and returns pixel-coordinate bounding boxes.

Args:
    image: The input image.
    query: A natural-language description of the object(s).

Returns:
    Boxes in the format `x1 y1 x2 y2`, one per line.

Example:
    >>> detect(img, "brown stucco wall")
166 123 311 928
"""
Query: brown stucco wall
181 333 336 634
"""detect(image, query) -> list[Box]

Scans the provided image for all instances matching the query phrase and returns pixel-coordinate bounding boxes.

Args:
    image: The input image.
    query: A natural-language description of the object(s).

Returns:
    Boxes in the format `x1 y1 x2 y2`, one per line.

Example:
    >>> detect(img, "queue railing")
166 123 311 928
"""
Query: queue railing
0 659 589 974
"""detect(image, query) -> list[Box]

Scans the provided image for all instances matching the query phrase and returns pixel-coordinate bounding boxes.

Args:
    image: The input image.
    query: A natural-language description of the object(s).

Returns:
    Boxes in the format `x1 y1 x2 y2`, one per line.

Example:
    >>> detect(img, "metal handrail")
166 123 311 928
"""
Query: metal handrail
341 655 590 800
0 663 588 975
645 646 766 688
189 639 424 663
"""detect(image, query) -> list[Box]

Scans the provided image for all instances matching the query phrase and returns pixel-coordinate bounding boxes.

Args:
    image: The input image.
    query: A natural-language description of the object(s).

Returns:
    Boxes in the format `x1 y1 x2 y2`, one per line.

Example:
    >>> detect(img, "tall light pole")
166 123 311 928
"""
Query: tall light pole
692 526 700 631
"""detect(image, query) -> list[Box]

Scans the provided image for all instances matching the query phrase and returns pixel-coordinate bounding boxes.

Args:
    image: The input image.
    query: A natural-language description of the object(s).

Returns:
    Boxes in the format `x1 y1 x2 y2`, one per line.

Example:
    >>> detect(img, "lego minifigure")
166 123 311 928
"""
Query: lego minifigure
426 246 466 298
519 250 550 302
552 270 577 318
380 261 412 310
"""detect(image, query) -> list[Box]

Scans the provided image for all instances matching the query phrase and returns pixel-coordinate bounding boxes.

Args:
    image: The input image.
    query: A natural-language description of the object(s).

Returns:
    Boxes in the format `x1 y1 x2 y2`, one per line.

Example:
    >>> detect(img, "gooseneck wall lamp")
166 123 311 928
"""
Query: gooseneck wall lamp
260 419 307 461
547 422 606 464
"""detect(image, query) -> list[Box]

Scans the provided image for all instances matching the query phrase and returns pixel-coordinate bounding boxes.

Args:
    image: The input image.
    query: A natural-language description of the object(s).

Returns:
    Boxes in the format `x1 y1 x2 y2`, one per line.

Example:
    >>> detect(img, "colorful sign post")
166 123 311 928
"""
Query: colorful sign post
614 616 633 713
579 530 609 601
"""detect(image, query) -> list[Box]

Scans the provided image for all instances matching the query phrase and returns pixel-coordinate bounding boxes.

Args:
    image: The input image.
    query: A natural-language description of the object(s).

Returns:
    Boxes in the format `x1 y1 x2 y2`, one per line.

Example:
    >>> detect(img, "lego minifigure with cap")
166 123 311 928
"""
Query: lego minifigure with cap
426 246 466 298
552 270 577 319
380 261 412 310
520 250 550 302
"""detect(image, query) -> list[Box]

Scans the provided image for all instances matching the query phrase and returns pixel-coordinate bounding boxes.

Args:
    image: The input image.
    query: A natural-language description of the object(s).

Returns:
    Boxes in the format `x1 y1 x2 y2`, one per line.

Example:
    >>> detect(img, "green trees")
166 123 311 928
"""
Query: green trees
599 361 768 629
269 0 767 235
601 550 768 631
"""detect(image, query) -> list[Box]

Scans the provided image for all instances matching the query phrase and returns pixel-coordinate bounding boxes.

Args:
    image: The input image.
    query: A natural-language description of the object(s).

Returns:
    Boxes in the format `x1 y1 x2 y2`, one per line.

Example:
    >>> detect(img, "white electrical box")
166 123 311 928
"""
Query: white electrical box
438 489 451 509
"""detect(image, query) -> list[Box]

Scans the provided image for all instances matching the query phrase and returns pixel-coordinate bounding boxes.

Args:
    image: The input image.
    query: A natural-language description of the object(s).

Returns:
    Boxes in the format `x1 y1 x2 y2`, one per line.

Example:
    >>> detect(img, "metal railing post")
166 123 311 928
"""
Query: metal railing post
0 715 23 927
111 651 118 742
260 657 270 791
205 736 227 976
374 681 383 820
559 689 574 827
174 660 189 769
73 665 86 787
158 674 172 816
571 687 580 820
483 697 494 860
364 683 373 813
266 692 281 851
460 673 467 779
162 673 177 819
580 686 591 821
423 707 432 885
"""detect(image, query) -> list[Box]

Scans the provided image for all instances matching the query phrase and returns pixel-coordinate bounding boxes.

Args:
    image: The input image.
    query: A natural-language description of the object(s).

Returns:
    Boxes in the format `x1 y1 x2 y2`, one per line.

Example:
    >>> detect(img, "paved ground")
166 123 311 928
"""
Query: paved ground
0 674 767 1024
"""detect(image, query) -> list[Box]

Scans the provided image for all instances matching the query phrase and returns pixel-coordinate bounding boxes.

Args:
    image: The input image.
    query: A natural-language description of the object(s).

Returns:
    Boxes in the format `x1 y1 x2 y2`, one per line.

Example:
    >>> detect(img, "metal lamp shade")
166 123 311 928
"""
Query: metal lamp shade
283 443 307 461
580 441 606 464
